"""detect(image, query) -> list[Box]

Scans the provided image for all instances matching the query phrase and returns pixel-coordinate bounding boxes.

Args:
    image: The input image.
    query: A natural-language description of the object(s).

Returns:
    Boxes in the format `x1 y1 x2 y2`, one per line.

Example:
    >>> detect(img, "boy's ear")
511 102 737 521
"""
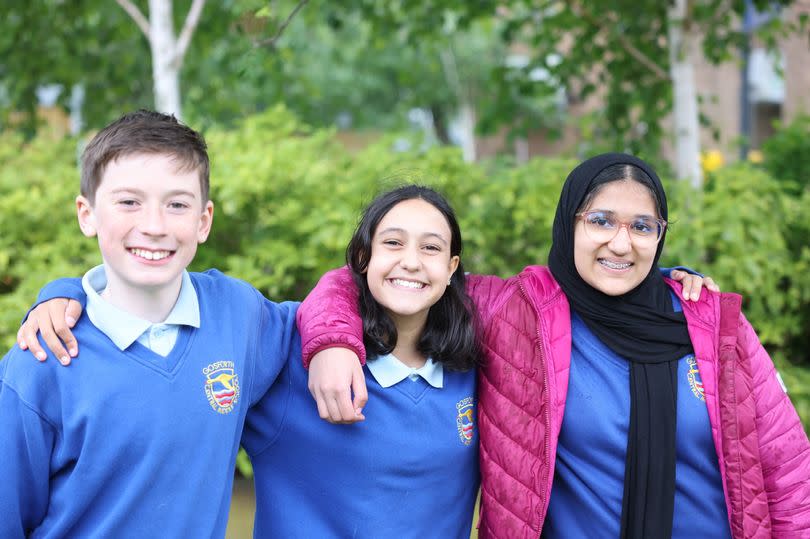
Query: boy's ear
76 195 97 238
197 200 214 243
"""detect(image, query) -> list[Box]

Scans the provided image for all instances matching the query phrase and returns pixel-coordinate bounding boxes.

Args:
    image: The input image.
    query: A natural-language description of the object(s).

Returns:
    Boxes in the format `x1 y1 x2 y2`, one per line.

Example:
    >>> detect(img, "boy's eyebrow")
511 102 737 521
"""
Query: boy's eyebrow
109 188 198 198
377 227 449 246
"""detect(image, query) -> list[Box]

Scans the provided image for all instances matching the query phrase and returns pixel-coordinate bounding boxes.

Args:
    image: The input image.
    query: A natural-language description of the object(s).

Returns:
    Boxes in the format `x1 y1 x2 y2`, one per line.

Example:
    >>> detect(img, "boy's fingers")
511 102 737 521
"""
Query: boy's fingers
704 276 720 292
52 303 80 357
39 319 71 366
66 299 83 328
16 325 28 350
20 318 48 362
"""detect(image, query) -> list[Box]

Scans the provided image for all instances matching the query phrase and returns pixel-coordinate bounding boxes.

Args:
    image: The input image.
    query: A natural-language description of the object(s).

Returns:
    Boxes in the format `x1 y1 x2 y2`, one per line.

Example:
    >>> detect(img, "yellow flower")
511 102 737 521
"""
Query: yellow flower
747 149 764 164
701 150 724 173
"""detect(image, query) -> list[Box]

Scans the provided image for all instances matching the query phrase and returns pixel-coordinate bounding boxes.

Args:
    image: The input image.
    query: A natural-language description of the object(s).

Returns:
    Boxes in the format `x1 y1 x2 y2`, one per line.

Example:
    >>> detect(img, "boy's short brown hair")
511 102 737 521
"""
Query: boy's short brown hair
81 110 210 204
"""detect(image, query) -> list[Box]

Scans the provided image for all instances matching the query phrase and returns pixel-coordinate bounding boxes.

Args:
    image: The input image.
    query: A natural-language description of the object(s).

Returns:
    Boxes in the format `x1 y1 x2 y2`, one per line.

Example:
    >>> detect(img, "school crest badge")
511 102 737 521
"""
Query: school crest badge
203 361 240 414
686 355 705 401
456 397 475 445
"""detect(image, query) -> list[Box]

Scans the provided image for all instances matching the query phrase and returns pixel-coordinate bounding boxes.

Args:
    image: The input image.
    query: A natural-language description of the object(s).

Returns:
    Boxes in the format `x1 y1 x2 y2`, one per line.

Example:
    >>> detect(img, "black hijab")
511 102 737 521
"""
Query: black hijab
548 153 693 539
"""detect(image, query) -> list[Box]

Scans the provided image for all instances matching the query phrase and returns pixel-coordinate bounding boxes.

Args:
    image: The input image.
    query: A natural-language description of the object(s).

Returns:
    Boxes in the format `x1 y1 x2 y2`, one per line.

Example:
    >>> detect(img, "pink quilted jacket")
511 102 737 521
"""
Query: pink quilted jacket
298 266 810 538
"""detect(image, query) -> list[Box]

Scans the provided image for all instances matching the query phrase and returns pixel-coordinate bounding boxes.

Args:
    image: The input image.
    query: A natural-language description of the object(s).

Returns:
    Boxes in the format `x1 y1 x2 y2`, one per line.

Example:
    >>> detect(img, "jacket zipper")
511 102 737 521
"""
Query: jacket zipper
518 278 552 537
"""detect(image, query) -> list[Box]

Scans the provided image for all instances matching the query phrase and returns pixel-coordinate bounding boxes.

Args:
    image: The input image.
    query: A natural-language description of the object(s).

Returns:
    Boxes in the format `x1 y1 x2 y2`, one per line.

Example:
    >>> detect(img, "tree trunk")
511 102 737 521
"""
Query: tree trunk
430 104 452 145
69 83 85 135
148 0 182 118
667 0 703 187
458 103 477 163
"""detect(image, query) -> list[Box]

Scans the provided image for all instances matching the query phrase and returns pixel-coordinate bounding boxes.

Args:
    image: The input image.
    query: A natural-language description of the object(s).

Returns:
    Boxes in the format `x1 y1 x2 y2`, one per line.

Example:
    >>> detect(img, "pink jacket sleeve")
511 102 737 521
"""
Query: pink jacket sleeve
296 268 515 367
743 313 810 535
296 267 366 368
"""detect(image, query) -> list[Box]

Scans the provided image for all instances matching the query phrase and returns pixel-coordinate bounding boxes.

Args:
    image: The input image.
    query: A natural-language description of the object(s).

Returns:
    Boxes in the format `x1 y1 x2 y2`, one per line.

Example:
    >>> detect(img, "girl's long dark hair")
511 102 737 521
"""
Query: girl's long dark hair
345 185 480 371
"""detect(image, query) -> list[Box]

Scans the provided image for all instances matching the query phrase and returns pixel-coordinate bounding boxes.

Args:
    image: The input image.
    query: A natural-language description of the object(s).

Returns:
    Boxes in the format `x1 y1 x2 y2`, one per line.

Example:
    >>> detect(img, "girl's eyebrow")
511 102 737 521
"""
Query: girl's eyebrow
376 227 449 246
587 208 657 219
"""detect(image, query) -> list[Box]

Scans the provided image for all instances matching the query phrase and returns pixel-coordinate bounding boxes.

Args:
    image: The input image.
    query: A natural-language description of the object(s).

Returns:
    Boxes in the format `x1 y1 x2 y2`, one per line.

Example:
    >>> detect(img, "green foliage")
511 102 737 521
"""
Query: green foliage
761 114 810 194
663 164 802 347
0 131 100 348
1 108 808 435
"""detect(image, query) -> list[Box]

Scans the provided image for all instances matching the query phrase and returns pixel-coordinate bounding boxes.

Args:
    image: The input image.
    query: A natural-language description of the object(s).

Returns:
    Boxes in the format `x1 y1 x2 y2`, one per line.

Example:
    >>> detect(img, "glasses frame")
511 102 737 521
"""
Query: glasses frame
575 211 668 245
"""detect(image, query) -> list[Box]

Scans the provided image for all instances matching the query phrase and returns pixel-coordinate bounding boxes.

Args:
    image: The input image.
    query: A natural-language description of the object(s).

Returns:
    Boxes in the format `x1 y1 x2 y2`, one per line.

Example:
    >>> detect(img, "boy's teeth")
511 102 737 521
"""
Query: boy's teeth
131 248 170 261
600 260 631 269
392 279 424 289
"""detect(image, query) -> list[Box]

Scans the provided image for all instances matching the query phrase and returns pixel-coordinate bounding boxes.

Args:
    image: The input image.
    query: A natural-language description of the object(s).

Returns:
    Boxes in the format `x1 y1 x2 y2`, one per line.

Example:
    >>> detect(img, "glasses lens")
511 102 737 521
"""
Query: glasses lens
581 212 663 245
582 212 617 242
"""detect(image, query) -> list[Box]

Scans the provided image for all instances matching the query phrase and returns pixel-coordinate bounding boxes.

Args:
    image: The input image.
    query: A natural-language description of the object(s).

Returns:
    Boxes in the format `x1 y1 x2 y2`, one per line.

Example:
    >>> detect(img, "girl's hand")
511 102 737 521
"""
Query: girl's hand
670 269 720 301
16 299 83 366
308 348 368 424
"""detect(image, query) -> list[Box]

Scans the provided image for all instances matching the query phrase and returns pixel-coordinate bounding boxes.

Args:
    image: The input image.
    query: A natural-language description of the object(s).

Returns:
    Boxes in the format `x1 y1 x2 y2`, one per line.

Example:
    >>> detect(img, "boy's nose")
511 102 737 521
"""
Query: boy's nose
139 206 167 235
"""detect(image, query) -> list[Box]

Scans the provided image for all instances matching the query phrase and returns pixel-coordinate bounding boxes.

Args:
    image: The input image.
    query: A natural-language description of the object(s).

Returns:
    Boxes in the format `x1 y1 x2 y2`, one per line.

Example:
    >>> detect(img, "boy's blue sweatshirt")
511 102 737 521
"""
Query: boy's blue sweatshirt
0 270 299 538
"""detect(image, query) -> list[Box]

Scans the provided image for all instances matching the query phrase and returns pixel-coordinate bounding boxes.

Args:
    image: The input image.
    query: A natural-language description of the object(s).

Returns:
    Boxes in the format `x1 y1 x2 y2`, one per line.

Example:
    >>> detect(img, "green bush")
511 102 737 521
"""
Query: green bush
1 107 808 438
662 164 803 348
761 114 810 194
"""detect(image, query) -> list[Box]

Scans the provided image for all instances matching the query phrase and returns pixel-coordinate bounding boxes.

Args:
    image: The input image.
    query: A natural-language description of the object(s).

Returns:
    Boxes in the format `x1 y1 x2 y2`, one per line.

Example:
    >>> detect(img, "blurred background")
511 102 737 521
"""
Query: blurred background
2 1 808 536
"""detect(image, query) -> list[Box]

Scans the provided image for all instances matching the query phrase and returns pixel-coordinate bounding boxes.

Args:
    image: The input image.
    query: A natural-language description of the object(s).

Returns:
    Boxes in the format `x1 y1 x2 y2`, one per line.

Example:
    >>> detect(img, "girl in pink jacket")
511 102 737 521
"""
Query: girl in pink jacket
300 153 810 538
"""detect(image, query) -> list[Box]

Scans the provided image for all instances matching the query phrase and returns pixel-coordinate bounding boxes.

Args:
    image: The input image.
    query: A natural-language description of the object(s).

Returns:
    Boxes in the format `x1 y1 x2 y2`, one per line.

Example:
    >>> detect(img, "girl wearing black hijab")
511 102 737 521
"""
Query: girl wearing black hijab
546 153 711 538
297 153 808 538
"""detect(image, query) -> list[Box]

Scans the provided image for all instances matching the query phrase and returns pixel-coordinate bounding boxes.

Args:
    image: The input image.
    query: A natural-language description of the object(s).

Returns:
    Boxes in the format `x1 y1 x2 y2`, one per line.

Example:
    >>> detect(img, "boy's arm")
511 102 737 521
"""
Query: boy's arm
0 358 54 536
18 278 85 365
249 293 302 407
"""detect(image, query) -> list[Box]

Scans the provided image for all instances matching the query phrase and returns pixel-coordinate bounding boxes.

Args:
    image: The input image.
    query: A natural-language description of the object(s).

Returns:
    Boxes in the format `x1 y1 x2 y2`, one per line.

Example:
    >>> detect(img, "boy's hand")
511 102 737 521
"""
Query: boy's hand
17 299 83 366
670 269 720 301
308 348 368 424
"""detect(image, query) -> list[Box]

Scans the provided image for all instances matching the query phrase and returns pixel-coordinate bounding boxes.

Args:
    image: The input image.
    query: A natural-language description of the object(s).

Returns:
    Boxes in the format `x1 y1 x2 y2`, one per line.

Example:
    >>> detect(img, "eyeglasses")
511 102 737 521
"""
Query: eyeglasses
576 210 667 246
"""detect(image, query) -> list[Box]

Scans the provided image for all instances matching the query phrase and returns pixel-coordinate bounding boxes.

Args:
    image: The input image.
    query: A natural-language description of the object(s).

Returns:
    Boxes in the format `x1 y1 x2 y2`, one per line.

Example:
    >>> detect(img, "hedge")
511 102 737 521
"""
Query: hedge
1 105 808 434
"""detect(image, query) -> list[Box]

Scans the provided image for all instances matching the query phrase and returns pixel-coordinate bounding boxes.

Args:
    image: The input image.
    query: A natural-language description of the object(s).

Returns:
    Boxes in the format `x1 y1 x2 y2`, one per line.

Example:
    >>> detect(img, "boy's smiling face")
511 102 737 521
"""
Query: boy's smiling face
77 152 213 306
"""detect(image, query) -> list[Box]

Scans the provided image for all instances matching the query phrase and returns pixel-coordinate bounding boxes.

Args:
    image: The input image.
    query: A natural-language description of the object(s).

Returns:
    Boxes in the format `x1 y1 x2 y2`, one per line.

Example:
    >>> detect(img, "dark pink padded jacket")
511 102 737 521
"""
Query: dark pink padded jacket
297 266 810 538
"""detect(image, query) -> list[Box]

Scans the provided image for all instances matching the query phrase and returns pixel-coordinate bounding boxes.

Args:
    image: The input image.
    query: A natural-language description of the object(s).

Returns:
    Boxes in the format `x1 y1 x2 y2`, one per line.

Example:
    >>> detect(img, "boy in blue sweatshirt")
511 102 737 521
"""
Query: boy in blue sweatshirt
0 110 299 538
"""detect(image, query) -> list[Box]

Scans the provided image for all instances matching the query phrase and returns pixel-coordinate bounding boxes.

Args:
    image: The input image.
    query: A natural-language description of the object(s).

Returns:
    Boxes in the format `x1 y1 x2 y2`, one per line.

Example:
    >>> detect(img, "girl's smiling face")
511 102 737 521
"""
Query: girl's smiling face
573 179 660 296
365 198 459 329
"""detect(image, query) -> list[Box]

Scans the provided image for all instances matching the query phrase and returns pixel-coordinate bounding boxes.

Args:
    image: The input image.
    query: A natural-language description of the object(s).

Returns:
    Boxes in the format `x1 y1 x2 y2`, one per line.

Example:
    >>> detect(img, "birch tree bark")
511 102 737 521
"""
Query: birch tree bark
667 0 703 187
116 0 206 119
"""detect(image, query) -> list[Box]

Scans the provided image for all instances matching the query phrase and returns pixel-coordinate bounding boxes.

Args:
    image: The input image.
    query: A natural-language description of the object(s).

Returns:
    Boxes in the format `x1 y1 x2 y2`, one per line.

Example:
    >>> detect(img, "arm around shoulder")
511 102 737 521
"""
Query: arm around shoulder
296 267 366 367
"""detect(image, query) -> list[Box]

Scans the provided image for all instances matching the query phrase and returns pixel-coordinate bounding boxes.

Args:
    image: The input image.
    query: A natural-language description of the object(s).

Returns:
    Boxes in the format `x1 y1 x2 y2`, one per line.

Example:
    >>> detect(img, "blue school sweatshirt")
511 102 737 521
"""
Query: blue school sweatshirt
0 270 299 538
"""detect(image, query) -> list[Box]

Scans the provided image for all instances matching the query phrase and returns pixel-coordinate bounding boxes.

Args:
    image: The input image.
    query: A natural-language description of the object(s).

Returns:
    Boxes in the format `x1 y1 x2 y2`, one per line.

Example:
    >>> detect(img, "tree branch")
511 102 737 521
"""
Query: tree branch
255 0 310 48
116 0 150 38
570 2 670 82
174 0 207 67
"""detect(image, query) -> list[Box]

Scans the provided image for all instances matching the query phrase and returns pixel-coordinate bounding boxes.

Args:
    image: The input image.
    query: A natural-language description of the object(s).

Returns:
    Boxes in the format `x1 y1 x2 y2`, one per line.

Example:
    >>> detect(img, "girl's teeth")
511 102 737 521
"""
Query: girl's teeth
392 279 424 289
600 260 631 269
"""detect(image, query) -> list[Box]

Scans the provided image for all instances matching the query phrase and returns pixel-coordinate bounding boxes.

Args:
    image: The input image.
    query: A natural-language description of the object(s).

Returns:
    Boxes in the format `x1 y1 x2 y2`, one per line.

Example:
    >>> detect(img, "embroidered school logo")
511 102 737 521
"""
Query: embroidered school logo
203 361 240 414
456 397 475 445
686 355 705 401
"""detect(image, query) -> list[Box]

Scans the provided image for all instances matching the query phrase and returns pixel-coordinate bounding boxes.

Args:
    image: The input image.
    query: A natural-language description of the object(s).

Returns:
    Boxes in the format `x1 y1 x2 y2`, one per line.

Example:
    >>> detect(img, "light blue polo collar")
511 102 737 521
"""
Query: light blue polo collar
82 265 200 351
367 353 444 388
